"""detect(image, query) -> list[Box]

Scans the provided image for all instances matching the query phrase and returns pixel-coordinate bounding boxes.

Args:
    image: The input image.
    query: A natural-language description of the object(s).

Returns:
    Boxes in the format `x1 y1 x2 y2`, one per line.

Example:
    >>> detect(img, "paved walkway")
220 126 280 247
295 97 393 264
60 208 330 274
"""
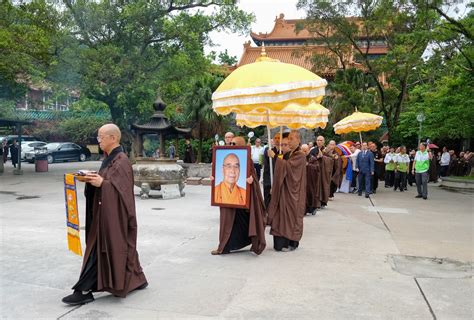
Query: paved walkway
0 162 472 319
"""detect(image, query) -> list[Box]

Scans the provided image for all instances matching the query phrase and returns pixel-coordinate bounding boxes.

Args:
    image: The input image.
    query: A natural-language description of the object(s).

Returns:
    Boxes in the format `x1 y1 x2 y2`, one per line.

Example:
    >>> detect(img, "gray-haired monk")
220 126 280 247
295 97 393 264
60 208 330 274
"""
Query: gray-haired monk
62 124 147 305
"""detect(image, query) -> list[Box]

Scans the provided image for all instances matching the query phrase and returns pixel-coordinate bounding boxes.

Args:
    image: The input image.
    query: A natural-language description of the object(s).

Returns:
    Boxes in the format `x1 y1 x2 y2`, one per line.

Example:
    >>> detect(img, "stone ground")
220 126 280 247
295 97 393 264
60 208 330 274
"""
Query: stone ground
0 161 472 320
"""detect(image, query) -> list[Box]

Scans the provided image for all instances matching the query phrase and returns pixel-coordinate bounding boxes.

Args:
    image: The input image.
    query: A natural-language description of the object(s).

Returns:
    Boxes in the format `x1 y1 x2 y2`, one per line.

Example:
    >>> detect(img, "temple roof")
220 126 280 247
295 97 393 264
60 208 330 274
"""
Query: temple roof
250 14 314 42
250 14 380 43
241 13 388 75
131 97 191 136
237 44 386 76
238 44 326 73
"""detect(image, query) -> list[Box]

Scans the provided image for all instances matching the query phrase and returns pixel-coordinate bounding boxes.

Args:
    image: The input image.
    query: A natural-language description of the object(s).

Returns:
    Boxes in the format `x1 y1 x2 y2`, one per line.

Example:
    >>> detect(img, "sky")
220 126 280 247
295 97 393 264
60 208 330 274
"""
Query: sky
205 0 304 61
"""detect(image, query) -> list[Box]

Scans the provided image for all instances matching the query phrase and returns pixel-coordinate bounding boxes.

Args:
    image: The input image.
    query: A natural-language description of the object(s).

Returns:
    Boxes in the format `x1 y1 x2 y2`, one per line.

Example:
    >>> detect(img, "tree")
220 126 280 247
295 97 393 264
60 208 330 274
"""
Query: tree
323 68 378 124
0 0 60 101
218 49 238 65
61 0 254 153
395 2 473 147
297 0 439 142
183 74 227 162
397 59 473 143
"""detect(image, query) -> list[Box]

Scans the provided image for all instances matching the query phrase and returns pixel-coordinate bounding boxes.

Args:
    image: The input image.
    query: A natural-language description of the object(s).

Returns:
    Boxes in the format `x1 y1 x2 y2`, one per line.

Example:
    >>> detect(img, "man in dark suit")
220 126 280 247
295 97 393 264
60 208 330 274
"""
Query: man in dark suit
356 142 374 198
263 133 281 207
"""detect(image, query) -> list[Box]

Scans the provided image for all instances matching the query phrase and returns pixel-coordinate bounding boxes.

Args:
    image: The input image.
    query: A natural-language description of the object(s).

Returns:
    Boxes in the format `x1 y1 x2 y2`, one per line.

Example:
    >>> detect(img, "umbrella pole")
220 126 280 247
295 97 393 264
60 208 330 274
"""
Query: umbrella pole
279 126 283 154
267 124 273 186
359 132 363 144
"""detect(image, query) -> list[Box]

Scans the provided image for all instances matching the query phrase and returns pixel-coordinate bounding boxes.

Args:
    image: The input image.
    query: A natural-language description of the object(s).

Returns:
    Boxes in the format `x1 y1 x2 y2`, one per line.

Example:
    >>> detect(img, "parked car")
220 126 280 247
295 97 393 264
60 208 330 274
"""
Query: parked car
25 143 91 164
20 141 47 160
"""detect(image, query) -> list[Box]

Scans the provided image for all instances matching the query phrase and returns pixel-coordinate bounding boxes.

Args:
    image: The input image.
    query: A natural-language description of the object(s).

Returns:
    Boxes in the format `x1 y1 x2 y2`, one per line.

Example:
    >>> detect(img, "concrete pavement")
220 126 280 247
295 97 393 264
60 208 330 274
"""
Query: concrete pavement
0 161 472 319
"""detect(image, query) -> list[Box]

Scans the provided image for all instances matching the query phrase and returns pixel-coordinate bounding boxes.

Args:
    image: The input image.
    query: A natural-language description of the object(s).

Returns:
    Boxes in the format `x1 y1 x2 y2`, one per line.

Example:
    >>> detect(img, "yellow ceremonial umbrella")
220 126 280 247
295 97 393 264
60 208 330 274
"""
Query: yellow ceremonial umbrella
235 100 329 129
212 47 328 183
212 50 327 116
333 110 383 142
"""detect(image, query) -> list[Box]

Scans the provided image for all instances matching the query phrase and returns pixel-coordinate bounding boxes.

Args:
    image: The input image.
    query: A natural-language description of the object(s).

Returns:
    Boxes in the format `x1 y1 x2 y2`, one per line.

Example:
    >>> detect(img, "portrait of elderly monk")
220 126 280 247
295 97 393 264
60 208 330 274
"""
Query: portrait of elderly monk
211 136 266 255
214 153 247 206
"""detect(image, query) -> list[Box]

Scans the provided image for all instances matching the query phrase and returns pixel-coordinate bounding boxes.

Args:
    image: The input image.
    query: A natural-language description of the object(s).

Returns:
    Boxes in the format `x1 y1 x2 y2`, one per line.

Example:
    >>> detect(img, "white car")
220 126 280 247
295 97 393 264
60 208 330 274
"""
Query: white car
21 141 47 161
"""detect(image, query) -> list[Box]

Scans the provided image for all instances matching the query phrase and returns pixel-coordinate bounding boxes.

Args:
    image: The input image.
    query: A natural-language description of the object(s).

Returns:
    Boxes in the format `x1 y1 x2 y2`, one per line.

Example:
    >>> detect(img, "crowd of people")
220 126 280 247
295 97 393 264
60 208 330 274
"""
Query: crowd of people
59 124 472 306
208 131 474 257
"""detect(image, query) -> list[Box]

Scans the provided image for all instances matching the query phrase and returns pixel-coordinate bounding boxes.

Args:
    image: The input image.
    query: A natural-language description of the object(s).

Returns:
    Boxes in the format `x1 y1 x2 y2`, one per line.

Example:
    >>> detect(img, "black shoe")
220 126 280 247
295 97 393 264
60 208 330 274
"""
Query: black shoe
394 187 398 191
358 193 362 196
62 290 94 306
136 282 148 290
400 189 404 192
415 195 422 198
365 194 369 198
423 197 427 200
311 208 317 216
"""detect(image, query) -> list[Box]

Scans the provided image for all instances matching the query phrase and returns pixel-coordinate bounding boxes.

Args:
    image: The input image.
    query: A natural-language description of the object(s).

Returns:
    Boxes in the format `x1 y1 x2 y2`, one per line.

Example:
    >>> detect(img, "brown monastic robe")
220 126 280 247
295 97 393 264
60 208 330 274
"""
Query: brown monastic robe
306 152 321 210
268 148 307 242
76 148 147 297
318 148 334 206
217 170 267 255
332 154 343 188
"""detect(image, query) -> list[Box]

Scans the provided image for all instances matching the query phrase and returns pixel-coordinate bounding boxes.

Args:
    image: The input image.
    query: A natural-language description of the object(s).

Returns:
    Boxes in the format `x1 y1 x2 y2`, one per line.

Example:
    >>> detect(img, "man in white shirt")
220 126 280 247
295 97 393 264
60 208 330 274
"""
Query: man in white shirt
439 146 450 177
349 143 361 193
251 138 264 180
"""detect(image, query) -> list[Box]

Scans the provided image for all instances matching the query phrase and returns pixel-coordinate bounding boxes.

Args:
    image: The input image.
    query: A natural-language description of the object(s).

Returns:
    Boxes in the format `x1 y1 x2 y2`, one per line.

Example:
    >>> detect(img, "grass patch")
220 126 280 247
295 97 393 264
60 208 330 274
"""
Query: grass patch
447 175 474 180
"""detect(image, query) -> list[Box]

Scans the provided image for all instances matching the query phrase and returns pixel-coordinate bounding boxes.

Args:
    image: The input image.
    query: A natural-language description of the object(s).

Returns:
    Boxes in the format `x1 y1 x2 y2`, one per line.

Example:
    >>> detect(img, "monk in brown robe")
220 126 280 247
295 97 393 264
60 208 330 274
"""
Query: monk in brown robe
62 124 147 306
306 143 322 215
267 130 307 251
315 136 333 208
211 136 266 255
326 140 343 199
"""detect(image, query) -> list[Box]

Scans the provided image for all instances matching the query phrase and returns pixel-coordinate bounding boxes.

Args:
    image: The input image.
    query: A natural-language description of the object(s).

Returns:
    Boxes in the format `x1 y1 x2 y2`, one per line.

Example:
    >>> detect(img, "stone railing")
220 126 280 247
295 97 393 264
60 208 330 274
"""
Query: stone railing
179 162 212 186
440 177 474 192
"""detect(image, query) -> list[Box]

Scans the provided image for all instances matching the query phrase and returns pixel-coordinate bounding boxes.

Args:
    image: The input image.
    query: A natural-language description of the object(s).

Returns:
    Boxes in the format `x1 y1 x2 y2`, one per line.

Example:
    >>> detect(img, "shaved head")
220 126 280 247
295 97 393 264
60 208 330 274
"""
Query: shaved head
301 144 310 155
288 130 301 151
98 123 121 154
100 123 121 142
231 136 246 146
316 135 325 148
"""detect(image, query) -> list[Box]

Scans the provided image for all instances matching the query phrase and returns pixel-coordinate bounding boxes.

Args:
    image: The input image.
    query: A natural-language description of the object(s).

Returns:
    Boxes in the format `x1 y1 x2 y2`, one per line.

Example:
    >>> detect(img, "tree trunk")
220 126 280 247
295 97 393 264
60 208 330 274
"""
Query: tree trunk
196 123 203 163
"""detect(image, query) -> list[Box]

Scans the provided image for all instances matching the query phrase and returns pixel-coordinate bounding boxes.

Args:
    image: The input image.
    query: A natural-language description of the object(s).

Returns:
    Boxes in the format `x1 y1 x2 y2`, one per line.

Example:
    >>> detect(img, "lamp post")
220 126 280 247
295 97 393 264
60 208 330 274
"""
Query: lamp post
416 113 425 146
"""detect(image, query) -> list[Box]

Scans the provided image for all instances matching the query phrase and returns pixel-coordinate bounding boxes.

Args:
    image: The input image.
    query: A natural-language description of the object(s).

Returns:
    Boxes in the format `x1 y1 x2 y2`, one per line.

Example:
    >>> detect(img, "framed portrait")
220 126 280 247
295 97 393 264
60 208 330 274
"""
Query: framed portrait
211 146 251 209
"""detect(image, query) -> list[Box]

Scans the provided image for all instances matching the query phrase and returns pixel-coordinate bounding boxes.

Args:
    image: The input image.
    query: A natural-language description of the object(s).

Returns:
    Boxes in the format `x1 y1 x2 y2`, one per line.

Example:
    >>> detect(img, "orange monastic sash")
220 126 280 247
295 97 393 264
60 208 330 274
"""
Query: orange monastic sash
64 174 82 256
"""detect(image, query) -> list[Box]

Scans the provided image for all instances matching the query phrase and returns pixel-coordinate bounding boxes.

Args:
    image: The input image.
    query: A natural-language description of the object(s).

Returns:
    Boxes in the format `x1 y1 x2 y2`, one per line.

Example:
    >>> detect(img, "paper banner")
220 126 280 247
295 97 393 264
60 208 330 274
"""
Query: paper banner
64 174 82 256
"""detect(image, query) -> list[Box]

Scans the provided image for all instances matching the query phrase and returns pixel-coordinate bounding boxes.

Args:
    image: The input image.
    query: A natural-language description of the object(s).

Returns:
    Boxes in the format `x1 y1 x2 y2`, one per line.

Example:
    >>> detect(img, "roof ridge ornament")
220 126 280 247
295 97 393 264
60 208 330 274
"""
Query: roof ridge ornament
255 43 280 63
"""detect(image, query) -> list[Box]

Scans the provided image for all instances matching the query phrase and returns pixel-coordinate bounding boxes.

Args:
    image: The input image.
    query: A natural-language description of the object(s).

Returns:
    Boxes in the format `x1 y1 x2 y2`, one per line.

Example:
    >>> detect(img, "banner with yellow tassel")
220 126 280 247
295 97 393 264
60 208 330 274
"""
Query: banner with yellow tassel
64 174 82 256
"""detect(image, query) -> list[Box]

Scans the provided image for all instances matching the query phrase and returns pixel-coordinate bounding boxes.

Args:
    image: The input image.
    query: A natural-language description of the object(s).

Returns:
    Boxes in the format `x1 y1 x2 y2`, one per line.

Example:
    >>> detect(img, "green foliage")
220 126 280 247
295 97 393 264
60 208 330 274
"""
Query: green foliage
182 73 228 162
58 117 104 145
69 98 110 115
0 0 60 100
297 0 439 141
398 71 474 142
61 0 254 142
323 68 379 123
218 49 238 65
0 99 16 119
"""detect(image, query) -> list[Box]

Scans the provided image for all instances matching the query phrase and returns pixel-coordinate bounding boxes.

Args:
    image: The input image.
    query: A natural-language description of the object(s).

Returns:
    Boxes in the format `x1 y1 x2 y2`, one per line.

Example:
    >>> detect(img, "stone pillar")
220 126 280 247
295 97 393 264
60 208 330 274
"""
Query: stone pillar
159 133 165 159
